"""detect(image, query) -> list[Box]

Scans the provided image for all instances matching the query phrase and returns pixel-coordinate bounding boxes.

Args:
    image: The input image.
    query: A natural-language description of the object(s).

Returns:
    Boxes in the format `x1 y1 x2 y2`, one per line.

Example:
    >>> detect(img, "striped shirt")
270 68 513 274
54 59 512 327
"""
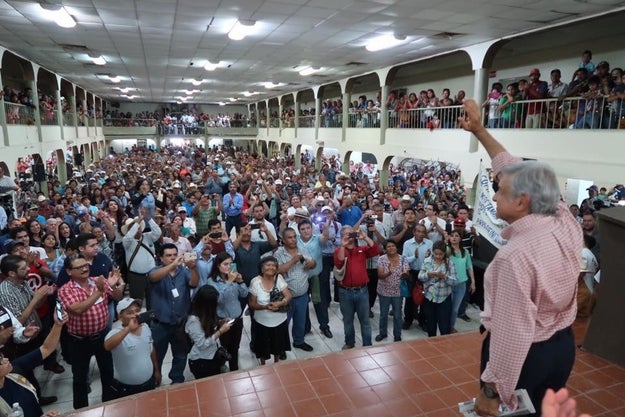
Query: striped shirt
480 152 583 410
274 246 310 297
0 279 41 327
418 257 457 303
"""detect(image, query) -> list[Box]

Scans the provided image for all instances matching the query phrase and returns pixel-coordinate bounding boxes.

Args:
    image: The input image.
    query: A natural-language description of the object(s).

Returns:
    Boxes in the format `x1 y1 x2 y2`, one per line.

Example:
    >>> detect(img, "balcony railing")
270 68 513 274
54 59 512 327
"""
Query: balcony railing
320 112 342 128
4 102 36 125
62 112 75 127
298 115 315 128
347 109 380 128
39 107 59 126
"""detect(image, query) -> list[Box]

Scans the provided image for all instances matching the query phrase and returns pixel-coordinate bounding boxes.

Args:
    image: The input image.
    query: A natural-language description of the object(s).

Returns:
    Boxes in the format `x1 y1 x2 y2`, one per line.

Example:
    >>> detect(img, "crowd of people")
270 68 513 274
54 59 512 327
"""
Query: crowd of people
101 108 250 132
0 101 620 416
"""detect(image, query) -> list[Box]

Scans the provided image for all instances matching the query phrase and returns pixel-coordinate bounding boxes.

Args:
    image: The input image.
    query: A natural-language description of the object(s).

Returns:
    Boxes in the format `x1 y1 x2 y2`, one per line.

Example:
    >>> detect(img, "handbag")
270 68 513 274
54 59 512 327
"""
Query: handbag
269 275 290 313
400 277 411 298
412 281 425 306
333 258 347 282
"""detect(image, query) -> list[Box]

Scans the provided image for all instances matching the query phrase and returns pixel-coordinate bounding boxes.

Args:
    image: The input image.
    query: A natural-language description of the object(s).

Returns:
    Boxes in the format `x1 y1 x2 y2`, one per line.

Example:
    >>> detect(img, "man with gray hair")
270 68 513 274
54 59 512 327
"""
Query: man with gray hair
459 100 582 417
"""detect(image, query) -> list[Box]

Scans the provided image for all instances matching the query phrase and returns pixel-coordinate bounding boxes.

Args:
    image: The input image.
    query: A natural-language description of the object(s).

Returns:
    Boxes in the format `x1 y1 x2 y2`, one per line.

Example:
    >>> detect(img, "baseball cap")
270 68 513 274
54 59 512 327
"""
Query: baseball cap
586 185 598 191
274 179 283 185
172 180 181 188
3 239 25 254
178 207 187 213
453 217 466 227
116 297 142 315
321 205 333 213
37 195 48 203
529 68 540 75
76 207 88 216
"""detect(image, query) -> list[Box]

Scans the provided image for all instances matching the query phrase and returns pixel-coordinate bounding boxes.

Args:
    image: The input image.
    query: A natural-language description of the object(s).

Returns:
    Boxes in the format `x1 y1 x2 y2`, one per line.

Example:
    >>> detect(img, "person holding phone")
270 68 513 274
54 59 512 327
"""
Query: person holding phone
104 298 160 398
206 252 247 371
185 285 233 379
333 225 380 350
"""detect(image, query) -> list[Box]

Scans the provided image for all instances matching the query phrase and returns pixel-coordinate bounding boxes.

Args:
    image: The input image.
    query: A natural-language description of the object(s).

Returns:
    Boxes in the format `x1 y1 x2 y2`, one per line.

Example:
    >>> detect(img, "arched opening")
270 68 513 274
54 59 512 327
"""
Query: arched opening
280 95 295 128
346 72 381 128
318 82 342 128
2 51 36 125
60 79 75 126
36 68 59 125
75 87 86 126
267 98 279 128
296 89 315 127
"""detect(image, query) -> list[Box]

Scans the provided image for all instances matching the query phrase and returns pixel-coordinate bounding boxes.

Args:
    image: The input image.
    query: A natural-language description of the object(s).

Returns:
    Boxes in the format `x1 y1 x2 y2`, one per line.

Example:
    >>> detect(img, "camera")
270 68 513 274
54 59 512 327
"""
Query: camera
249 223 261 230
348 232 358 239
314 215 326 224
137 310 155 324
209 232 222 239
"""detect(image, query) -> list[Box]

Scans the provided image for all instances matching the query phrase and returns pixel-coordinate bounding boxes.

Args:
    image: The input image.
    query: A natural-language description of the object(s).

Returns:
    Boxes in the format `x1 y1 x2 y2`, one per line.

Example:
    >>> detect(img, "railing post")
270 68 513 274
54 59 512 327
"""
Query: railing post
342 92 350 142
56 90 64 139
380 85 389 145
0 71 8 146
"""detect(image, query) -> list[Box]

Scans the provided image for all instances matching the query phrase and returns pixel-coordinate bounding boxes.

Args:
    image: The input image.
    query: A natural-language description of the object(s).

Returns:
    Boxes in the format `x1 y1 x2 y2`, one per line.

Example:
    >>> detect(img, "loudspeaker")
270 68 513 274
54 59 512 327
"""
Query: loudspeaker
33 163 46 182
74 154 83 166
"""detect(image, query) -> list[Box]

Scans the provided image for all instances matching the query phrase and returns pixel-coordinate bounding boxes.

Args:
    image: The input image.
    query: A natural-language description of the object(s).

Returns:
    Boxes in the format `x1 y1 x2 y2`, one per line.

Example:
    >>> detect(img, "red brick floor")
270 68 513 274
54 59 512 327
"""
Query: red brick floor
64 319 625 417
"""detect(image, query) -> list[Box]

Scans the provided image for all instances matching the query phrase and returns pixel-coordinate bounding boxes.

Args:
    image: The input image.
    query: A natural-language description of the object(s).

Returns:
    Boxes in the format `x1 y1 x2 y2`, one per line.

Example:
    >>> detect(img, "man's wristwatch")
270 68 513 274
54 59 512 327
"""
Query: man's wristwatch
482 385 499 399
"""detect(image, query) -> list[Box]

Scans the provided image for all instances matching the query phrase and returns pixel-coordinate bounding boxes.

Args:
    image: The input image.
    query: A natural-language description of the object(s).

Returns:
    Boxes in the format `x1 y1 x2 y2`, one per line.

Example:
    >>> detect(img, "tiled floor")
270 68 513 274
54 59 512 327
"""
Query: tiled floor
40 307 625 417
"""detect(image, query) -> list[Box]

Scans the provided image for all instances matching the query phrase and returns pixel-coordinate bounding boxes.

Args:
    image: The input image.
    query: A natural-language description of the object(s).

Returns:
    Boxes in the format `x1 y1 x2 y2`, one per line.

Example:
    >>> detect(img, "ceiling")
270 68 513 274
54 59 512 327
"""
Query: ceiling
1 0 624 105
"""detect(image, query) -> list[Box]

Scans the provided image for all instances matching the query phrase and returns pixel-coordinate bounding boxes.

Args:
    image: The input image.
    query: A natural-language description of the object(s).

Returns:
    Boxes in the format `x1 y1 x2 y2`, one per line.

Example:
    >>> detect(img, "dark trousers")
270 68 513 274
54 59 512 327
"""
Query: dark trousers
189 358 222 379
480 326 575 417
112 375 156 399
218 317 243 371
68 331 115 409
225 214 243 235
457 280 471 316
422 295 452 337
313 256 333 331
367 268 378 310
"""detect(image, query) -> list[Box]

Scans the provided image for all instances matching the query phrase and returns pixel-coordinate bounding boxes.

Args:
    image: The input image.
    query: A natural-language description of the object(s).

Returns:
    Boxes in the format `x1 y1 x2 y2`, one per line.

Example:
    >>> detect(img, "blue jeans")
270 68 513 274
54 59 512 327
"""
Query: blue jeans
313 256 334 331
378 295 403 340
339 286 371 347
151 321 188 384
450 282 466 329
287 293 309 345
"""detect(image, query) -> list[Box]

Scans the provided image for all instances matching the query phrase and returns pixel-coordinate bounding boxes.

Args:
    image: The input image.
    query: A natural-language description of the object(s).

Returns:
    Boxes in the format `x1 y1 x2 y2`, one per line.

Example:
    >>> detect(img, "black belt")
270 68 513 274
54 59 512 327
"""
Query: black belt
339 285 367 290
68 332 103 341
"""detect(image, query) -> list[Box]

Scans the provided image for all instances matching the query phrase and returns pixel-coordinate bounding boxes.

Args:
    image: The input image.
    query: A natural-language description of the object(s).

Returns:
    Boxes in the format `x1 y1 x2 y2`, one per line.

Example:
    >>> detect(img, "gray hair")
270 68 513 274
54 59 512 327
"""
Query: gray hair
500 161 559 215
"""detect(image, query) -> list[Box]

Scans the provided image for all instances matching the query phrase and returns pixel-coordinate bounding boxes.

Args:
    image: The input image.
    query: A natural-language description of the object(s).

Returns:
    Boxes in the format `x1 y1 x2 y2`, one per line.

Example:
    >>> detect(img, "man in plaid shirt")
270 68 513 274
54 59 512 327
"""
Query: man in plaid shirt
58 254 125 410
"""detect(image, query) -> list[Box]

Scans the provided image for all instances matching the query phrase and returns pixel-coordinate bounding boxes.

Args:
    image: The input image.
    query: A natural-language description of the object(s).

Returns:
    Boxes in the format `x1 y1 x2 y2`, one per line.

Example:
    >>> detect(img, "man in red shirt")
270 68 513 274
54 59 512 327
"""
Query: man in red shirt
58 254 124 410
525 68 549 128
333 226 380 350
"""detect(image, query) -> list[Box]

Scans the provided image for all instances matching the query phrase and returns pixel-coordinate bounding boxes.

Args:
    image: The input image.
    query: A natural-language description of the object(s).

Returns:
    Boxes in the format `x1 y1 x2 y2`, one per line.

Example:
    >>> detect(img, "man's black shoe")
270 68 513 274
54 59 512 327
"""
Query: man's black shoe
293 342 313 352
459 314 471 322
369 310 374 318
279 352 287 360
39 396 57 406
322 328 333 338
375 334 387 342
44 362 65 374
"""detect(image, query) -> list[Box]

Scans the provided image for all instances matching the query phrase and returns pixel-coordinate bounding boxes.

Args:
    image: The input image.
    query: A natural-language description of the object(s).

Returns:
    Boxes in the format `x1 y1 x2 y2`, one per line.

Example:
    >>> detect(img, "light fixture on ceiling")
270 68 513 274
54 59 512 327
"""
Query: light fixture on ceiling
228 97 237 102
204 61 219 71
218 101 226 106
38 3 76 28
191 79 203 86
264 82 281 89
228 19 256 41
91 55 107 65
119 87 133 93
299 66 320 76
242 91 259 97
109 75 120 83
365 34 408 52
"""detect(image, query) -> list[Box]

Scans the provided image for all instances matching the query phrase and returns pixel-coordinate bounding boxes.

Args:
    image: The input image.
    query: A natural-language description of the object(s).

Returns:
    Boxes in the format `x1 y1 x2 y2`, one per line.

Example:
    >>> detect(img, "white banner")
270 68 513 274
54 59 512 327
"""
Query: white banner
473 162 508 249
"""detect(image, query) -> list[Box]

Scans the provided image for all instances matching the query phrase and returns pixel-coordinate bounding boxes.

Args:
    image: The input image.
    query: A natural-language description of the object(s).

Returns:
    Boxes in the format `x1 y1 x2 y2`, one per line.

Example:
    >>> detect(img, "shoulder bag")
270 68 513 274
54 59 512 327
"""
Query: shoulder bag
333 258 347 282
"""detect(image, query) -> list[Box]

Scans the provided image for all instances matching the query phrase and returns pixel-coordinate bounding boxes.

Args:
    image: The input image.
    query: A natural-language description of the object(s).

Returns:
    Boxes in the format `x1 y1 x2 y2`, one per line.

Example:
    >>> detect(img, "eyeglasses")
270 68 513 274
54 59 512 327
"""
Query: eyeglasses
71 264 90 270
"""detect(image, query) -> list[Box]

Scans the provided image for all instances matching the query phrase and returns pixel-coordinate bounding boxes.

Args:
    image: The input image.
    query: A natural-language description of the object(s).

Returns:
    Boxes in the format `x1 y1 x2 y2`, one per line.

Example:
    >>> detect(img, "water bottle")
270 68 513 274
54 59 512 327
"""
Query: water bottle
9 402 24 417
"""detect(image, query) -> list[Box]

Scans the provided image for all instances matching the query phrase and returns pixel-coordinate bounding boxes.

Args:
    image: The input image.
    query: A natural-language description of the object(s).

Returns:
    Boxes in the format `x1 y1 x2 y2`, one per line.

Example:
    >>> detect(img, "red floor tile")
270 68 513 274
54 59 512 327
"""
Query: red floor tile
66 321 625 417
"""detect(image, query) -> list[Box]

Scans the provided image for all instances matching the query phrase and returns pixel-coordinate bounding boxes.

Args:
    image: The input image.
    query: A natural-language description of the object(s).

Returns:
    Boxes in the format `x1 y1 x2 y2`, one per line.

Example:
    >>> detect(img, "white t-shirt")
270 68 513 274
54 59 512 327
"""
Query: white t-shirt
581 247 599 294
248 275 288 327
105 323 154 385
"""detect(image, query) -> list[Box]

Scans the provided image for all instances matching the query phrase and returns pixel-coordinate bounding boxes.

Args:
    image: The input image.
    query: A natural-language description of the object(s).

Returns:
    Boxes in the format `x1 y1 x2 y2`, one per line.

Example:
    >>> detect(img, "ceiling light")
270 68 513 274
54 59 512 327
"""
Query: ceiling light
109 75 120 83
218 102 226 106
365 34 408 52
91 55 106 65
204 61 219 71
39 4 76 28
299 67 320 76
242 91 259 97
228 97 237 102
191 79 203 86
264 82 280 89
119 88 132 93
228 19 256 41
